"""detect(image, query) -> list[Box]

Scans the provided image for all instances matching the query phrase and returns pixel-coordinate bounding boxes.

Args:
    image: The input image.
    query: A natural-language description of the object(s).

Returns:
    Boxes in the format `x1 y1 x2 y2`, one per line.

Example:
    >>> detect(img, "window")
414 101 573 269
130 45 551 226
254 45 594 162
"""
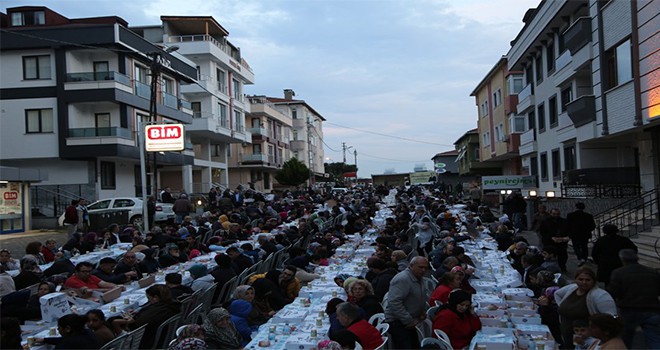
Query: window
218 103 228 126
100 161 116 189
549 96 558 128
292 131 298 141
546 41 555 74
234 110 243 131
480 100 489 117
528 111 536 130
482 132 491 147
95 113 111 136
113 199 135 208
232 78 241 99
540 153 548 180
493 89 502 108
211 144 223 157
134 64 148 84
510 116 526 133
191 102 201 118
535 55 543 84
561 86 572 112
294 152 299 159
525 64 533 86
537 103 546 132
551 149 561 180
564 145 576 171
605 39 632 89
11 11 45 26
495 125 501 142
508 76 524 95
530 156 538 176
93 61 109 80
22 55 51 80
292 109 297 119
163 77 174 94
216 68 226 92
253 144 262 154
263 172 271 188
87 200 111 210
25 109 53 133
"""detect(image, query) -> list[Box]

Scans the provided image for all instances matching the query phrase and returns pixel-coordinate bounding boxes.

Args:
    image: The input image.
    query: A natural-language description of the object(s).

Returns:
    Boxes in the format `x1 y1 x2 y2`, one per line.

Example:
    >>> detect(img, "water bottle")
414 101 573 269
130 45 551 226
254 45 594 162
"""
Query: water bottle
308 292 313 304
268 326 276 342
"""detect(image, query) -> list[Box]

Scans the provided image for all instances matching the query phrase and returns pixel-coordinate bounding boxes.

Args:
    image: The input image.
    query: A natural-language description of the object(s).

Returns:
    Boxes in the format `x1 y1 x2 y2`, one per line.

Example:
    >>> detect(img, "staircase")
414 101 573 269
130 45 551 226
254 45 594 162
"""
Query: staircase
593 187 660 269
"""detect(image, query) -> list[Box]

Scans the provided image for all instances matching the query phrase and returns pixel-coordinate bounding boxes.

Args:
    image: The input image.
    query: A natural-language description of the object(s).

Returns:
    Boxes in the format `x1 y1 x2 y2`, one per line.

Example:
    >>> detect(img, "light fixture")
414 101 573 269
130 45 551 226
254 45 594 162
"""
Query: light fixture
500 190 506 195
0 180 8 184
545 191 556 198
197 200 202 206
506 190 513 195
529 190 537 197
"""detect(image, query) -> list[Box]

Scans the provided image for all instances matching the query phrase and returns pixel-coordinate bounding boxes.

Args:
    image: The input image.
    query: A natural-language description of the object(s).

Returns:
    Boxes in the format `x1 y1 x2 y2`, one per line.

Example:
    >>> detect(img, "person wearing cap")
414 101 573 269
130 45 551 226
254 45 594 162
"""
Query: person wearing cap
591 224 638 286
113 252 143 281
92 258 131 284
188 264 215 292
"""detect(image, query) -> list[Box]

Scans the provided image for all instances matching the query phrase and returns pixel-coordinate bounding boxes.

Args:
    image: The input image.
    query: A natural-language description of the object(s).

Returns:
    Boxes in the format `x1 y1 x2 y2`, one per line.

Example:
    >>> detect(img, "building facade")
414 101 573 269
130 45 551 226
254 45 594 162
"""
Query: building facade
507 0 660 196
134 16 255 194
0 6 197 216
227 96 293 192
454 129 501 177
471 56 524 176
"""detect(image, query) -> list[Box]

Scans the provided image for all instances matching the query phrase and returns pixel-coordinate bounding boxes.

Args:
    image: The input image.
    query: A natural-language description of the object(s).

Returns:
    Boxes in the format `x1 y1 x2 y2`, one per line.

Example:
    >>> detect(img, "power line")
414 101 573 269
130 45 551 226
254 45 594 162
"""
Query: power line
310 126 340 152
324 121 455 147
359 151 431 163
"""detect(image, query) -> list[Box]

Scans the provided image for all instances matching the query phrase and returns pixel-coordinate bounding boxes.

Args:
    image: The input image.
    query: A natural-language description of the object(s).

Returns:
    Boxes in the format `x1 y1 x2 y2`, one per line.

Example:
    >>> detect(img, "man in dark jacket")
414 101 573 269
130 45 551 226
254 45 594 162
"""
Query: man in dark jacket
165 273 193 300
226 247 253 273
172 194 191 224
538 208 569 272
367 259 397 301
92 257 131 284
566 202 596 266
592 224 637 285
608 249 660 349
210 253 237 301
113 252 143 281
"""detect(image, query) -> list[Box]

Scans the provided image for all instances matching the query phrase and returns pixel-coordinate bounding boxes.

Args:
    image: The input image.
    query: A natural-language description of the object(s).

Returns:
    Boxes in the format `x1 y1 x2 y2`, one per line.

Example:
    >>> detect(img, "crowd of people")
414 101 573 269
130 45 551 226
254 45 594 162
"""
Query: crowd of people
0 184 658 350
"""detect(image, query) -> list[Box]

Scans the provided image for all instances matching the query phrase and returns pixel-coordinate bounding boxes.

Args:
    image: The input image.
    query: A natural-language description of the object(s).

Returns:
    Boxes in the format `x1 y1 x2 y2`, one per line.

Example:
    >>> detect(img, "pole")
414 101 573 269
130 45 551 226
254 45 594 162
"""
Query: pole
149 53 160 198
354 149 358 175
138 120 150 233
342 142 347 163
307 117 313 187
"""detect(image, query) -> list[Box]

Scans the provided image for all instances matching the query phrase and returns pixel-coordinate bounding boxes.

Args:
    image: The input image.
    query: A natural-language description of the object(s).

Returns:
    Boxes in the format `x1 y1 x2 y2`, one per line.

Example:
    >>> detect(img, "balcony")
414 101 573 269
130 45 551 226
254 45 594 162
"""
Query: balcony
516 84 535 113
162 92 178 109
178 98 192 110
566 95 595 127
518 129 537 155
65 127 134 147
248 127 267 136
564 17 592 55
134 81 151 100
68 127 132 138
242 153 268 163
66 71 131 86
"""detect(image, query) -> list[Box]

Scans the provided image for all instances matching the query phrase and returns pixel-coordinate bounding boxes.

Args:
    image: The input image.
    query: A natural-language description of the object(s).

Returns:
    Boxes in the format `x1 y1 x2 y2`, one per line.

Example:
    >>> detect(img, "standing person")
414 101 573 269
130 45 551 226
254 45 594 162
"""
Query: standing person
554 267 617 348
591 224 637 286
509 192 528 231
607 249 660 349
161 187 175 203
539 208 570 272
76 198 90 233
172 194 192 224
566 203 596 266
63 199 80 239
384 256 431 350
232 189 244 208
531 204 551 246
147 196 156 229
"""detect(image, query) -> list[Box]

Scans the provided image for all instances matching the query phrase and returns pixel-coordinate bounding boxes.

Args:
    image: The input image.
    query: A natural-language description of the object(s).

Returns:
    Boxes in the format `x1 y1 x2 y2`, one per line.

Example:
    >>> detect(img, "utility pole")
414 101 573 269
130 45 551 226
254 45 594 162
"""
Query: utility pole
342 142 347 163
307 116 313 187
354 149 358 174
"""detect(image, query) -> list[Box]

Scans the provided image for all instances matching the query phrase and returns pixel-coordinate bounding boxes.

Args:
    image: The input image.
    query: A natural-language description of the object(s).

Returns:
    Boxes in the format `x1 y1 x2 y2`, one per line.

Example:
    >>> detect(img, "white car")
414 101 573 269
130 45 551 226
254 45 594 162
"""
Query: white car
87 197 175 226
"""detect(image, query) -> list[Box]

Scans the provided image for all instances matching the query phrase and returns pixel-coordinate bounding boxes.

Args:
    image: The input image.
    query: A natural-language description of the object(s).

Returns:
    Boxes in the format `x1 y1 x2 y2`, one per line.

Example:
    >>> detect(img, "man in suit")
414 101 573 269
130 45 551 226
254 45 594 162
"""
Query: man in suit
566 202 596 266
232 189 244 208
539 208 569 272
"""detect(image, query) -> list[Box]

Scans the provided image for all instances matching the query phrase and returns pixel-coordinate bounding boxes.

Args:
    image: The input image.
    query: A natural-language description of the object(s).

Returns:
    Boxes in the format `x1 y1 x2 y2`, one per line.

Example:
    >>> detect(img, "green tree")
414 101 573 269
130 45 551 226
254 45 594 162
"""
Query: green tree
275 158 311 187
324 162 358 184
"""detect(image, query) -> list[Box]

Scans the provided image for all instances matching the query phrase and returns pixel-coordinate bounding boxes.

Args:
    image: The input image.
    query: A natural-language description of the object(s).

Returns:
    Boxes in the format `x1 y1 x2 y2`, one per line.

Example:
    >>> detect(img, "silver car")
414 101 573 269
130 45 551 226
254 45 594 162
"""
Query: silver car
87 197 175 226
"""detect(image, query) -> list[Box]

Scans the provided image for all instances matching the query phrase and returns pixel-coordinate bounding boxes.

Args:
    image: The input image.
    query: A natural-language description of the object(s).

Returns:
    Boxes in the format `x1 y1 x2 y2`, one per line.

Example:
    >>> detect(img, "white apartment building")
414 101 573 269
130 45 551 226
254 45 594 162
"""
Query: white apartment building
508 0 660 196
0 6 197 216
133 16 254 193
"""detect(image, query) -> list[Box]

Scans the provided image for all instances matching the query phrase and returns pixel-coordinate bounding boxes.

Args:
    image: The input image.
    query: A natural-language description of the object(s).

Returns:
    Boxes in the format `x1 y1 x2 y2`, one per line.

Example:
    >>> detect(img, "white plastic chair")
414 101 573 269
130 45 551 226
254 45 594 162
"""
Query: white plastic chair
375 322 389 336
368 312 385 327
426 305 440 320
421 337 452 350
354 341 363 350
433 329 453 349
374 336 388 350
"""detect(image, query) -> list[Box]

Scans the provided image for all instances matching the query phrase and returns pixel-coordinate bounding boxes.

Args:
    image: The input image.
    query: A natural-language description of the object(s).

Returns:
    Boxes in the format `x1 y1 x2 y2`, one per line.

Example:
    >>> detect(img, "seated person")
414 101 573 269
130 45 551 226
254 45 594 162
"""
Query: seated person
334 302 383 350
37 314 100 349
113 252 143 281
165 273 193 301
159 243 188 268
432 289 481 350
64 262 118 296
92 258 131 284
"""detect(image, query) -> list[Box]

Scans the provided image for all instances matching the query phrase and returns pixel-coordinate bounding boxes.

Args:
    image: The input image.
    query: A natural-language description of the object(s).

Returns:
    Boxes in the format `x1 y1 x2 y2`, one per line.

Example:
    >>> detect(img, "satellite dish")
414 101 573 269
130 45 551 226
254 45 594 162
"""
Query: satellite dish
435 168 447 174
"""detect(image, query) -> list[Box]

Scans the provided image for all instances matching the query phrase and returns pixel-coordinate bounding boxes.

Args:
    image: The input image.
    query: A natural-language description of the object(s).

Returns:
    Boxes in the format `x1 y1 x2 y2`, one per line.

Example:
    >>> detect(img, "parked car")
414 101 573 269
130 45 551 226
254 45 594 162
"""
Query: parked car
86 197 174 227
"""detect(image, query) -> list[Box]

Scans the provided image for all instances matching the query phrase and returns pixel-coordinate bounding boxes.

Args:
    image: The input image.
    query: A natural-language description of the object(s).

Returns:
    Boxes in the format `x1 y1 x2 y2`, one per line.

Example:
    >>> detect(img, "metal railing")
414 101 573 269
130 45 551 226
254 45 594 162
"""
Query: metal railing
166 35 253 73
68 127 132 138
65 71 131 86
561 184 641 198
594 187 660 239
162 92 178 109
134 81 151 99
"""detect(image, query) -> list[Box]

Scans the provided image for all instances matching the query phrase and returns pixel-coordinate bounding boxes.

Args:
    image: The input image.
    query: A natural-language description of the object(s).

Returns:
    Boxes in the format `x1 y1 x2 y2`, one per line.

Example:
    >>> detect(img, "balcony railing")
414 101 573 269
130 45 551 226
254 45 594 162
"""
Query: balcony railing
242 153 268 162
178 98 192 110
134 81 151 100
248 127 267 136
220 119 230 128
564 17 592 55
68 127 132 138
162 92 178 109
520 129 536 144
166 35 254 73
518 84 533 101
218 84 228 95
567 95 595 127
66 71 131 86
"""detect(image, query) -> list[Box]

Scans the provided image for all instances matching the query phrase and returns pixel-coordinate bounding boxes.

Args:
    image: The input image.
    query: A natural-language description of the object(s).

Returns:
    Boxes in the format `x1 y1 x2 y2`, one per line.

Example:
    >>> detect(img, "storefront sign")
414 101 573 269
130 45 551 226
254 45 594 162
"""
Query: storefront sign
482 175 536 190
409 171 435 185
145 124 184 152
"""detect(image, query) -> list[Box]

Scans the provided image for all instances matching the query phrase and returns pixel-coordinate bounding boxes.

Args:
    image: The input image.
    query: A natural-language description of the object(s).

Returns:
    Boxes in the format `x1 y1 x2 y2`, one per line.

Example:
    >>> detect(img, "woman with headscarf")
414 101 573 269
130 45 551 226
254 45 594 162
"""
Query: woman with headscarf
168 324 207 350
233 285 271 326
188 264 216 292
202 308 242 350
136 248 159 274
432 289 482 350
12 257 43 290
228 299 257 346
534 270 562 344
43 251 75 279
26 282 56 320
334 273 351 288
326 297 346 338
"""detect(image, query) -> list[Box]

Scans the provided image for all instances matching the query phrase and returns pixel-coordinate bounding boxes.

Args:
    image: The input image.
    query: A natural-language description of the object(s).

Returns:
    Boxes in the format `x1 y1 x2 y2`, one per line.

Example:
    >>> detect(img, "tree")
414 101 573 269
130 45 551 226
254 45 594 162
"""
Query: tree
324 162 358 184
275 158 311 187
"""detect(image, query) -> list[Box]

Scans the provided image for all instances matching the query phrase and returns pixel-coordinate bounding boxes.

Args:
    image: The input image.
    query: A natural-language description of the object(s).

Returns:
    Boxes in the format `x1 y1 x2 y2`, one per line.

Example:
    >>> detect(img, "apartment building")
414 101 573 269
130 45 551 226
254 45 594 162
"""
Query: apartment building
0 7 197 215
471 56 525 176
507 0 660 196
267 90 326 181
133 16 255 193
227 96 293 192
454 129 501 177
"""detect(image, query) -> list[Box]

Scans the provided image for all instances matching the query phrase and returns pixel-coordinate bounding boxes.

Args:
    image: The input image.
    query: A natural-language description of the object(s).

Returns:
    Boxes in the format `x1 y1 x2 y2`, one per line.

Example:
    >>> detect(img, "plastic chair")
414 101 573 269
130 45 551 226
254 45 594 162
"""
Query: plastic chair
354 341 363 350
125 324 147 350
99 333 129 350
426 305 440 320
151 314 181 349
376 322 389 336
368 313 385 327
183 304 205 325
200 283 217 312
416 319 432 339
374 336 388 350
213 276 237 305
433 329 453 349
421 337 452 350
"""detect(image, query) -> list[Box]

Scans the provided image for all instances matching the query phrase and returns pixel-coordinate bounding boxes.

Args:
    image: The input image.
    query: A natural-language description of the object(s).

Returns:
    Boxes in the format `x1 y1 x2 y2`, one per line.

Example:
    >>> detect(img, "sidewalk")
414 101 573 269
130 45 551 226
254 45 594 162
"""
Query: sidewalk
0 229 68 260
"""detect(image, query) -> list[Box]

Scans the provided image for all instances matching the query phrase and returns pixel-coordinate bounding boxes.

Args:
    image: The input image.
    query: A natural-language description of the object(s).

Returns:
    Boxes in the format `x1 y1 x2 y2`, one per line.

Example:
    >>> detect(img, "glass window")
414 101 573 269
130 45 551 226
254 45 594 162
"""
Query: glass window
537 103 546 132
88 200 111 210
552 149 561 180
100 162 116 189
95 113 111 136
535 55 543 84
564 145 576 171
292 110 297 119
540 153 548 180
561 86 572 112
253 144 262 154
546 41 555 73
23 55 50 80
605 39 632 89
530 156 538 176
191 102 201 118
25 109 53 133
93 61 109 80
113 199 135 208
549 96 558 127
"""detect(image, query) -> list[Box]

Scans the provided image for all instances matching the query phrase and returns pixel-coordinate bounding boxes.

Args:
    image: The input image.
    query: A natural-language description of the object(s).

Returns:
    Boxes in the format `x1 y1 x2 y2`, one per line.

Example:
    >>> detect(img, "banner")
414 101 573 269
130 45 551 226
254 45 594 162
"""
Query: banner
482 176 536 190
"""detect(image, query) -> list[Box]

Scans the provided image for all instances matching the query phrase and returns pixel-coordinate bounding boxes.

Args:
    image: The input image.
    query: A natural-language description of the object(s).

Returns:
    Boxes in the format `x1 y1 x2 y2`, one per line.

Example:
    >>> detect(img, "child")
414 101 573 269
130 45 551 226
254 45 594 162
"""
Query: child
573 319 599 350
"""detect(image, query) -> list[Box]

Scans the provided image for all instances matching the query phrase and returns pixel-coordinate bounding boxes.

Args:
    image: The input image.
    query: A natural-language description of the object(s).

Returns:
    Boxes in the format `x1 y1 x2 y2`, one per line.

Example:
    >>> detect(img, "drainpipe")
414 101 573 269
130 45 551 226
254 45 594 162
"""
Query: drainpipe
630 0 643 127
597 0 609 135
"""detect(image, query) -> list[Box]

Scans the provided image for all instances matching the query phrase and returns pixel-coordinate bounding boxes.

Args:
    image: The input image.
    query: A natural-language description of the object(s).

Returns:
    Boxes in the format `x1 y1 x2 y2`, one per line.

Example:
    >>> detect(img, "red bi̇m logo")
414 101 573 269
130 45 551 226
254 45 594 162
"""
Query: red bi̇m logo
147 125 182 140
3 191 18 200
